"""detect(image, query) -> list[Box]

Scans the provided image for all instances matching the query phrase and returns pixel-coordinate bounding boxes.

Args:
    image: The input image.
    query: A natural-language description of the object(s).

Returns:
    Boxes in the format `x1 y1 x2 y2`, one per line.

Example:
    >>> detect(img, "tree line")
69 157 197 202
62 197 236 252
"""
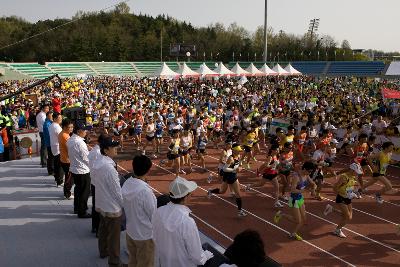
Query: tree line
0 3 391 63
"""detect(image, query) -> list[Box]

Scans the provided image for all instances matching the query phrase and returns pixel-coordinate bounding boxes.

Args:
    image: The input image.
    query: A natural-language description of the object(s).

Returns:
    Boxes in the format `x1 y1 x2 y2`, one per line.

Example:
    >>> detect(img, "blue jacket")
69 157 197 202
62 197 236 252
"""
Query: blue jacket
43 119 52 147
0 135 4 154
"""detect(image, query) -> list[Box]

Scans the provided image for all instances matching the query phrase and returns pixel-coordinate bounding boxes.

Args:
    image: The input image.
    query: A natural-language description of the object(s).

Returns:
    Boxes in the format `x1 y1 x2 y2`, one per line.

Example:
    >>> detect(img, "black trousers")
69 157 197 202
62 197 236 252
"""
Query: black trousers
39 132 47 166
61 162 73 198
91 184 100 233
46 147 54 175
72 172 91 216
53 154 63 185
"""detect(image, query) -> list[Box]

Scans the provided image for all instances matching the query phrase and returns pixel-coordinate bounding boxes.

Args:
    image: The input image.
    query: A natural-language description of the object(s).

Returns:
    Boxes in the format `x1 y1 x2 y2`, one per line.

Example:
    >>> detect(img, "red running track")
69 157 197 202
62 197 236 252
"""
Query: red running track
114 141 400 267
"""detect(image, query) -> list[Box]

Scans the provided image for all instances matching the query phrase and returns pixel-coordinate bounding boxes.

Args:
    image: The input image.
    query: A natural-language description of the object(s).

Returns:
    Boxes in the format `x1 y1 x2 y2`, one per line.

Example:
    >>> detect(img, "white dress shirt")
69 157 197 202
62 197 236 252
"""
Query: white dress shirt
49 122 62 155
36 111 46 132
122 177 157 241
88 145 101 186
152 203 210 267
67 134 90 174
91 155 123 214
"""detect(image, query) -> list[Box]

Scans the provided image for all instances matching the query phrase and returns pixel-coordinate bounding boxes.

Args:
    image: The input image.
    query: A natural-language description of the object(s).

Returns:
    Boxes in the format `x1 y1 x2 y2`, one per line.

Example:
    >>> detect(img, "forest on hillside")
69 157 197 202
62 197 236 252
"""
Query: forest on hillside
0 2 390 63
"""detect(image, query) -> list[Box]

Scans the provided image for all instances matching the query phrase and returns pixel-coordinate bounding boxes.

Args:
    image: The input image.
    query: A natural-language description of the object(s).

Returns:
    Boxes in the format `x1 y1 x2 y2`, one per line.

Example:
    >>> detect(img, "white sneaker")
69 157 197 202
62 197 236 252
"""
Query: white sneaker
207 190 212 199
324 204 333 216
180 170 186 175
152 154 157 159
334 228 346 238
274 201 284 208
375 194 384 204
281 195 289 201
238 210 247 217
244 185 251 191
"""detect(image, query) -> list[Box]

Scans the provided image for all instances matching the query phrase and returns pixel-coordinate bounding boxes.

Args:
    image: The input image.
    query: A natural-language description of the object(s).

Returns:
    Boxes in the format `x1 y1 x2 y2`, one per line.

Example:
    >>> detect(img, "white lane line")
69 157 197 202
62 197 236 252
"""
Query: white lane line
204 155 400 253
117 165 234 243
207 155 400 223
143 160 357 267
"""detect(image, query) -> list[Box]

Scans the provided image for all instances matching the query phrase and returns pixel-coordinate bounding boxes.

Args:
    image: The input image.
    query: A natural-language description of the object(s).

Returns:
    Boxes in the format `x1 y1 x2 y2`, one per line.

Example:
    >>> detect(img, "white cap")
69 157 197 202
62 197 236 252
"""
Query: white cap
350 163 363 175
169 176 198 199
54 92 60 97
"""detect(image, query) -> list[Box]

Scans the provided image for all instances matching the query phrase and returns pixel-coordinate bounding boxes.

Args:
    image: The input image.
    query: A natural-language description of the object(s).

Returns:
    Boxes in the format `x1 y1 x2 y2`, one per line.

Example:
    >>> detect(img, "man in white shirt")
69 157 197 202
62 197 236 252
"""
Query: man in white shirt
67 121 91 218
152 176 214 267
36 104 49 167
91 136 122 267
48 112 63 186
372 116 387 135
122 155 156 267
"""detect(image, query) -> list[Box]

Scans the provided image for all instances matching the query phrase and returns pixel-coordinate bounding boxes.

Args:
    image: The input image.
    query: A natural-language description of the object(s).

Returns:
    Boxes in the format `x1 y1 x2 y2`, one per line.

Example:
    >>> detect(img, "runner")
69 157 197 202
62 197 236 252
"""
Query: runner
143 116 157 158
273 162 316 241
154 115 166 154
180 127 193 173
166 129 183 176
278 142 295 201
365 141 398 204
196 130 208 172
352 133 372 196
323 163 362 238
247 144 283 208
208 143 247 217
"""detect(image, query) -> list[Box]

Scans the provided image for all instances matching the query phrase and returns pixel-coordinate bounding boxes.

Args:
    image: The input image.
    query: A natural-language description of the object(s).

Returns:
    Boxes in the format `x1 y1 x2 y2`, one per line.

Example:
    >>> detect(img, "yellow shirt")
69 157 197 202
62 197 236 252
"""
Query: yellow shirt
337 174 357 199
378 152 391 175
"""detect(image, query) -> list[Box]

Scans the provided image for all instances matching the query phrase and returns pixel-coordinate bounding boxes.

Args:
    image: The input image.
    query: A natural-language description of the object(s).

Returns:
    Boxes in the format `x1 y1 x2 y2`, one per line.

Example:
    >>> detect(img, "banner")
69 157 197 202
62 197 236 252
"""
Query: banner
381 88 400 99
270 118 290 134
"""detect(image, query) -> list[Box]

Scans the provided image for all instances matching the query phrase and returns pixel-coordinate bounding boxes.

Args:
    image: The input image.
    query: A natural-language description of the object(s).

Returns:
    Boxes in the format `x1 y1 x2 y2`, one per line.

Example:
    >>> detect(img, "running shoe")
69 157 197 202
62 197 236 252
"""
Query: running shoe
252 157 258 162
180 170 186 175
207 190 212 199
280 195 289 202
324 204 333 216
274 201 284 208
273 211 282 224
245 163 251 170
207 174 213 183
142 150 146 155
152 154 157 159
244 185 251 191
289 233 303 241
159 159 167 165
375 194 384 204
334 228 347 238
238 210 247 217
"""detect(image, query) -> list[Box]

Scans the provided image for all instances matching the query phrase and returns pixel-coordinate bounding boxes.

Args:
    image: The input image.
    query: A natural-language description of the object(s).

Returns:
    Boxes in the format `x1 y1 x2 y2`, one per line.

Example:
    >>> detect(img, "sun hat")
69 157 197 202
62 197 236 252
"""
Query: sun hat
169 176 198 199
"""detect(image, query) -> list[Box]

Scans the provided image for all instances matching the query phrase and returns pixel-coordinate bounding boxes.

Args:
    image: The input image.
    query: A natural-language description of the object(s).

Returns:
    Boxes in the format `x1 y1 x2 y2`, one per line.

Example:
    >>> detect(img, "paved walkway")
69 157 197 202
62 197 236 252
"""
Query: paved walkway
0 157 123 267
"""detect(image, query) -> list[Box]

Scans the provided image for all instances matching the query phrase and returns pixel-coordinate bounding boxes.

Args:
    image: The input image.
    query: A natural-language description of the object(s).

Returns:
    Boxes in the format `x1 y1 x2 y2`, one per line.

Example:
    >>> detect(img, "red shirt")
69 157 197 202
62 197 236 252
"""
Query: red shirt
52 98 61 113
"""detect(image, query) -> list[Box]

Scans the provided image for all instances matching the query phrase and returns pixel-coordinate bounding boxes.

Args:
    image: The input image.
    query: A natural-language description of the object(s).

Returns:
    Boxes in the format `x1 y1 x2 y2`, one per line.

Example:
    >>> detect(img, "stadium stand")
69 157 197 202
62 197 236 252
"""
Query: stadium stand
326 61 385 76
88 62 139 77
46 62 97 77
8 63 54 79
133 62 163 76
291 61 326 75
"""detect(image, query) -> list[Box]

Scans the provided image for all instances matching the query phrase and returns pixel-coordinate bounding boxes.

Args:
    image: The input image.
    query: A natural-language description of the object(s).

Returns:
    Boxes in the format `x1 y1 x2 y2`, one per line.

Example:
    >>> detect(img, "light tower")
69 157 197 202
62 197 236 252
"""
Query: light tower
263 0 268 63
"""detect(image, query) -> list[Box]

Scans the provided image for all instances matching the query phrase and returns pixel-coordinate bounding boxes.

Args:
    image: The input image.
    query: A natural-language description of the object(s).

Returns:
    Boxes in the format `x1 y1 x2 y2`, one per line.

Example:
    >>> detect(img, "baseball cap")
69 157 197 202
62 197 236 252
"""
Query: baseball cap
349 163 363 175
169 176 198 199
75 121 91 131
100 136 120 149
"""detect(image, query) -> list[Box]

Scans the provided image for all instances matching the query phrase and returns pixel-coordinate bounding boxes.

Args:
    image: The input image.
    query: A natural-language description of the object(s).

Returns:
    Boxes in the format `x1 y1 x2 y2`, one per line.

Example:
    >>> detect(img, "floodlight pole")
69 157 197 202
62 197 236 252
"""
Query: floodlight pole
263 0 268 63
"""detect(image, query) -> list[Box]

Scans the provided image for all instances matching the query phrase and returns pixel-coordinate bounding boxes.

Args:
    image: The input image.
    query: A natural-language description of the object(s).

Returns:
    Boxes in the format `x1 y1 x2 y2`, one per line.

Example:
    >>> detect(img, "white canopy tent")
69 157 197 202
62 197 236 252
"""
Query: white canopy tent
260 63 278 76
284 64 302 75
214 62 236 76
386 62 400 76
245 63 265 76
272 64 290 76
231 62 251 76
177 62 200 78
196 63 219 77
152 62 180 79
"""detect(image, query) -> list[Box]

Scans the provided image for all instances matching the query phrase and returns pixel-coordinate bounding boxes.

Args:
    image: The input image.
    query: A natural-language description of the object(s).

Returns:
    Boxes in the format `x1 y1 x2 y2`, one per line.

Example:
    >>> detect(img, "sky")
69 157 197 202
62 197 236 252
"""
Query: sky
1 0 399 52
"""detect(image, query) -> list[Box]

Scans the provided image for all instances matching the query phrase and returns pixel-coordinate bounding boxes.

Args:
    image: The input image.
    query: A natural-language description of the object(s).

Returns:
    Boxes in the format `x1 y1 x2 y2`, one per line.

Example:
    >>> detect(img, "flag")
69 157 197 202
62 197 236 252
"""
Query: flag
382 88 400 99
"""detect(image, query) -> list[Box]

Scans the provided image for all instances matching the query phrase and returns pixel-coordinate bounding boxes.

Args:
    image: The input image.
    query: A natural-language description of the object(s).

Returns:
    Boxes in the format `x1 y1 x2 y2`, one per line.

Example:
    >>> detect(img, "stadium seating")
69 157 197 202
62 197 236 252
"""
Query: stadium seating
132 62 163 77
46 63 96 77
291 61 326 75
8 63 54 79
88 62 139 77
326 61 385 76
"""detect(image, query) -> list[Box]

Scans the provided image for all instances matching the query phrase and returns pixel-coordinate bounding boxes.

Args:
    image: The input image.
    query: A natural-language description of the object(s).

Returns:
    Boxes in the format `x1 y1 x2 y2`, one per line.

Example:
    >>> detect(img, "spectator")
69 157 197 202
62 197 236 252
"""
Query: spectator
52 92 62 113
152 176 214 267
59 118 74 199
36 104 49 167
67 121 91 218
43 111 54 175
221 229 281 267
91 136 122 267
88 134 106 235
49 112 63 186
122 155 156 267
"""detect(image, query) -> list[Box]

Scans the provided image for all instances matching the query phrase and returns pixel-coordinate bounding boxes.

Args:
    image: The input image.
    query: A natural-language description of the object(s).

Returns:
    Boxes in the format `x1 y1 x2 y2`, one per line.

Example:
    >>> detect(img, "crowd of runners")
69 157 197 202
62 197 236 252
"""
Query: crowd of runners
1 75 400 246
